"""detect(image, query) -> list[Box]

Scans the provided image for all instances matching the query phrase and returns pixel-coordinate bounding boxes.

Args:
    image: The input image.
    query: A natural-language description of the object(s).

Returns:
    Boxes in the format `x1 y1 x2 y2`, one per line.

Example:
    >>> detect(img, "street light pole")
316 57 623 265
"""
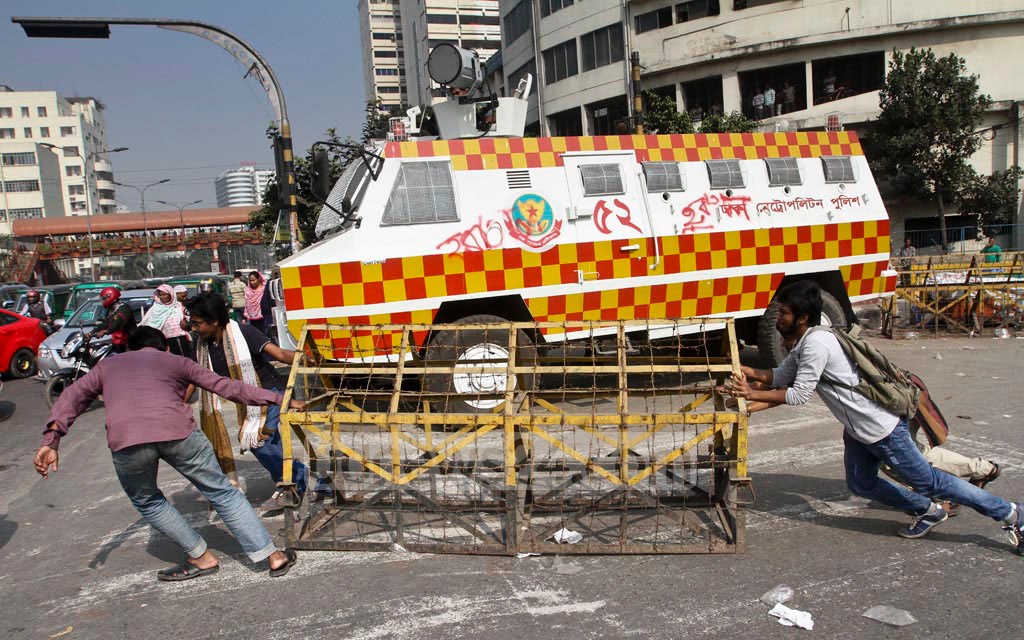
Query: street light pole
114 178 170 275
13 16 299 254
40 143 126 280
155 199 202 272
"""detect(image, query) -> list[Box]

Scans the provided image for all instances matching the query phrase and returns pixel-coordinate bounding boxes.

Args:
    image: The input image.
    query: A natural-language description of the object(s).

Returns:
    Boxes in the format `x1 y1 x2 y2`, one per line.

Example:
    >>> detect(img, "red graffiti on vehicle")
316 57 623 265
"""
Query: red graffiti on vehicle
594 198 643 235
678 193 752 234
436 214 505 256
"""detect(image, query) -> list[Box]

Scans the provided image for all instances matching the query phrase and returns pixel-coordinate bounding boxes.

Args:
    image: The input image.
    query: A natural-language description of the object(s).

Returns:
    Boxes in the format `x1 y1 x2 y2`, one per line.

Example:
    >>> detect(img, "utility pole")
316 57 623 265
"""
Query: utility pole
114 178 169 275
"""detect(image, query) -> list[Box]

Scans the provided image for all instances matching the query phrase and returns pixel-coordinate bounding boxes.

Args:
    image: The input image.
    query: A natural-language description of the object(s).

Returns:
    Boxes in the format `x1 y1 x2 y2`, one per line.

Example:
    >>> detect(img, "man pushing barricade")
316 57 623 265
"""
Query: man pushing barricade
722 280 1023 555
32 326 300 581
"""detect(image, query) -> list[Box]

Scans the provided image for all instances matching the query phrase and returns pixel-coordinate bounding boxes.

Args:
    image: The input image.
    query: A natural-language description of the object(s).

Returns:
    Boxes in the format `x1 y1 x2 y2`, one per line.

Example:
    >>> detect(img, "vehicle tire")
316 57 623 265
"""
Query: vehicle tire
757 289 847 367
422 314 537 415
44 373 75 409
9 348 37 379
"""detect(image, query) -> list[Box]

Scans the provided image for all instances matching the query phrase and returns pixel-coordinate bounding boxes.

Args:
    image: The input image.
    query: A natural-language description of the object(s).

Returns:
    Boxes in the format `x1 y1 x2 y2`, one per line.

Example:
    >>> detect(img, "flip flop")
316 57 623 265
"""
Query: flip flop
157 561 220 582
269 549 297 578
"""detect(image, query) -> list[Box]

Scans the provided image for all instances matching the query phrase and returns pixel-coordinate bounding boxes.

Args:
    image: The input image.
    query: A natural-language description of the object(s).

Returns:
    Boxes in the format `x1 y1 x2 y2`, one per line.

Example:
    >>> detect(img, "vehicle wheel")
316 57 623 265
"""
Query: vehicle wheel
757 289 847 367
422 314 536 414
44 373 75 409
9 348 37 379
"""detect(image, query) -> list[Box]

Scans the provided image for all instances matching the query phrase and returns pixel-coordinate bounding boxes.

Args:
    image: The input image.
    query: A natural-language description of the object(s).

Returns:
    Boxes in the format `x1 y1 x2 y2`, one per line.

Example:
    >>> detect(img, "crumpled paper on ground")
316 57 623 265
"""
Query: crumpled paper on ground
769 603 814 630
862 605 917 627
551 527 583 544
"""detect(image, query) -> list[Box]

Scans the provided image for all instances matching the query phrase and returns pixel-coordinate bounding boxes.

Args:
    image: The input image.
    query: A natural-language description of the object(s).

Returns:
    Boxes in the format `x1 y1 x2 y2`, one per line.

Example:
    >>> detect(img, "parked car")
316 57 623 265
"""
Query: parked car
0 284 29 311
0 307 48 378
37 289 156 379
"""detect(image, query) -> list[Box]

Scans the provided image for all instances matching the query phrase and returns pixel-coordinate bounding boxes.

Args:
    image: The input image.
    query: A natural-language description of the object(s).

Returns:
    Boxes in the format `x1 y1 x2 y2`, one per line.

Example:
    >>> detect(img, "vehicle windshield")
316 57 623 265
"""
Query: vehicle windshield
1 287 27 303
68 287 105 312
66 298 106 327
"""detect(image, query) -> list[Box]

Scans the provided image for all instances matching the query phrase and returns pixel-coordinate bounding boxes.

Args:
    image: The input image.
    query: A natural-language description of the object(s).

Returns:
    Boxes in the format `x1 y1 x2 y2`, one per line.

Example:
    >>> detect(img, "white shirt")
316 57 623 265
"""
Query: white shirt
771 329 900 444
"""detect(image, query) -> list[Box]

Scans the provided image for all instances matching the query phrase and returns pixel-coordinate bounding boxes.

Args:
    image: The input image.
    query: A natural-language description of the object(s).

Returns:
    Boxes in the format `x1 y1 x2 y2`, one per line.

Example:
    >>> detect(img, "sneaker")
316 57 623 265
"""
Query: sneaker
1002 503 1024 556
971 462 1001 490
898 504 948 539
260 490 288 513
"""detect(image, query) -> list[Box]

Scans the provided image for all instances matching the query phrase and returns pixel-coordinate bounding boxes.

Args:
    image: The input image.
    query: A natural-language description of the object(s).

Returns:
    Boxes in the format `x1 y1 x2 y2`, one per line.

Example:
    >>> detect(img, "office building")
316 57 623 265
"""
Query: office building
214 166 274 207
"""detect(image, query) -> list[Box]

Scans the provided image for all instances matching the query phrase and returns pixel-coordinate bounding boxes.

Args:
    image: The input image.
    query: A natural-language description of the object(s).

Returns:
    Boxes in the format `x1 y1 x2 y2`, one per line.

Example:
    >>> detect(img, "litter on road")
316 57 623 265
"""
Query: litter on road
768 603 814 630
862 605 918 627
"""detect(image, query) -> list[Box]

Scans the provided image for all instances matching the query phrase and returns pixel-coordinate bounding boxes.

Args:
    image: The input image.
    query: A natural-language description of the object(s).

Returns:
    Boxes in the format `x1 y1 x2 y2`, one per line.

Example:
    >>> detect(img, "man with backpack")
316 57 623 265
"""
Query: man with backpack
724 280 1023 555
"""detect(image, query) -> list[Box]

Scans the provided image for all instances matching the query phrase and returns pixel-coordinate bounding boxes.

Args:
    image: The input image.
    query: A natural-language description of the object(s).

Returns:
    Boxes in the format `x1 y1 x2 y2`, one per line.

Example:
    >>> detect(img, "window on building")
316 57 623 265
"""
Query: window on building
636 7 673 33
63 146 79 157
382 161 459 226
587 95 630 135
461 14 500 26
40 126 50 138
504 0 532 45
706 160 745 189
71 201 86 212
580 24 624 72
37 106 47 117
23 127 32 138
733 0 786 9
459 39 500 51
375 68 400 76
373 50 398 58
764 158 802 186
681 76 724 121
65 165 82 177
812 51 885 105
548 107 583 137
68 184 85 195
540 0 574 17
96 171 113 181
427 13 457 24
506 59 537 96
678 0 720 22
3 180 41 193
372 31 396 40
821 156 856 183
643 162 685 192
543 39 578 85
738 62 806 119
60 126 75 137
580 164 624 197
8 207 44 219
0 108 11 118
2 152 36 166
378 86 401 94
0 128 13 139
20 107 30 117
98 189 115 200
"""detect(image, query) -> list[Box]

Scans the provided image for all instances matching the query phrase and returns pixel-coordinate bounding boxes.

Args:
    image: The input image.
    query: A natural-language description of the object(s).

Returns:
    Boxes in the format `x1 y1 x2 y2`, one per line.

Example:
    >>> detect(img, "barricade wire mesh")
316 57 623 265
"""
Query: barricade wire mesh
279 319 751 555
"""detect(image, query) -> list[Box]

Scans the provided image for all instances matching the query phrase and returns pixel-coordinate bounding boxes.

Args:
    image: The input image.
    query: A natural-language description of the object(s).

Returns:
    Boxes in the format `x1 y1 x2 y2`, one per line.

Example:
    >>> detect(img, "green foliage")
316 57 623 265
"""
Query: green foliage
867 48 992 244
960 166 1023 226
642 92 757 134
696 111 759 134
643 91 693 134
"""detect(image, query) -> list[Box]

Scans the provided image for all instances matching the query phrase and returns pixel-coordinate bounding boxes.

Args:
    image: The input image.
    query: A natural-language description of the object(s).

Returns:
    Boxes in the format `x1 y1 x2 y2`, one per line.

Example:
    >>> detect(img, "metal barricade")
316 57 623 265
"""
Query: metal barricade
279 318 750 555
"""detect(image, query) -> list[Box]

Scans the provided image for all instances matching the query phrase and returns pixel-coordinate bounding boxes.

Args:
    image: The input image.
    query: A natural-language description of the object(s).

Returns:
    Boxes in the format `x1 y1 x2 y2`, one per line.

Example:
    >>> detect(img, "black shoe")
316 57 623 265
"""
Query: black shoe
898 505 948 539
1003 503 1024 556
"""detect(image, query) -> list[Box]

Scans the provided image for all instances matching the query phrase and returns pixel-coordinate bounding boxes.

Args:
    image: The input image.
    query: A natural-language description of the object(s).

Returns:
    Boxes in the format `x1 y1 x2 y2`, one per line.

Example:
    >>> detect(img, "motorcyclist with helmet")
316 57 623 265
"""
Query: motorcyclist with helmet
18 290 54 334
88 287 137 354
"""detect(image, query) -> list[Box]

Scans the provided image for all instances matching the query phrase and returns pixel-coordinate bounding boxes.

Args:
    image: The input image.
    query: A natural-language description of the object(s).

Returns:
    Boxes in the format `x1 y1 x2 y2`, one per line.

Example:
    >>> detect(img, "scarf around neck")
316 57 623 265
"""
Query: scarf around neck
141 284 182 330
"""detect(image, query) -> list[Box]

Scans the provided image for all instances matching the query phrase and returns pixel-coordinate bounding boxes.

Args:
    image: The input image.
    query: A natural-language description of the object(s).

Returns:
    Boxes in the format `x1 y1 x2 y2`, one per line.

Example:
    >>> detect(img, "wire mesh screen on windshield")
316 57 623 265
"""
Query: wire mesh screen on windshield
315 159 364 238
382 161 459 226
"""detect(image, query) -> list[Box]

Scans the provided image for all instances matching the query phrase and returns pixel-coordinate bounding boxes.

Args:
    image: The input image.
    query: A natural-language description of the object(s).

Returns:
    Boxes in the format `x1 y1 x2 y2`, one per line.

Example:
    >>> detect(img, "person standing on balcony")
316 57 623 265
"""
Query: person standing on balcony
752 89 765 120
763 84 776 118
782 81 796 114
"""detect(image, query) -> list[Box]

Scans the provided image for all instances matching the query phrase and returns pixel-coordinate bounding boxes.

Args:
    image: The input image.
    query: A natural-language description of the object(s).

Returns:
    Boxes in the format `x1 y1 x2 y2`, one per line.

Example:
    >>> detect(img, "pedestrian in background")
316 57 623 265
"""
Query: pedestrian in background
141 284 191 357
228 270 247 322
243 272 267 334
33 326 300 581
896 237 916 287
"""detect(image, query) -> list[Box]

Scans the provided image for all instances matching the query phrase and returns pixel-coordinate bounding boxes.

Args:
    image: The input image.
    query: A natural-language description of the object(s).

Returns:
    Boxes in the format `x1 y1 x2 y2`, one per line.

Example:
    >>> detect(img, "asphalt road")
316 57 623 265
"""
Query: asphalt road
1 336 1022 639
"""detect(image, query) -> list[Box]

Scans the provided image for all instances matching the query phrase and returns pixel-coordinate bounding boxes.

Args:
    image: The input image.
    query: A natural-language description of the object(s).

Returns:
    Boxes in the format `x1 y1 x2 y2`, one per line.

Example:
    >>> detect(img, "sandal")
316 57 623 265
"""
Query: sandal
269 549 297 577
157 560 220 582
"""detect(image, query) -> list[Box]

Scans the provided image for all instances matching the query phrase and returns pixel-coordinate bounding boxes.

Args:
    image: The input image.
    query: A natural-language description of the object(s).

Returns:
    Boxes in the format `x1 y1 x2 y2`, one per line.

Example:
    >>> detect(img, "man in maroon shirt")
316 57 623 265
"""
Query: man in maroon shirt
33 327 302 581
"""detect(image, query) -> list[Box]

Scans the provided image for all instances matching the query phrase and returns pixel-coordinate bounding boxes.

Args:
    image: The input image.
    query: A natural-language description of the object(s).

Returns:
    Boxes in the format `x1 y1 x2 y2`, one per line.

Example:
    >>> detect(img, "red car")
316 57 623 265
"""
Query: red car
0 307 47 378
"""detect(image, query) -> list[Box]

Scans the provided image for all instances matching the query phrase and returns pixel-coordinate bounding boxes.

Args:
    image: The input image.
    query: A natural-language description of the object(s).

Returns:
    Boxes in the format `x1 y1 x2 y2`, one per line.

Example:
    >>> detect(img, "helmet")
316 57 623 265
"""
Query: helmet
27 290 40 301
99 286 121 308
198 279 215 293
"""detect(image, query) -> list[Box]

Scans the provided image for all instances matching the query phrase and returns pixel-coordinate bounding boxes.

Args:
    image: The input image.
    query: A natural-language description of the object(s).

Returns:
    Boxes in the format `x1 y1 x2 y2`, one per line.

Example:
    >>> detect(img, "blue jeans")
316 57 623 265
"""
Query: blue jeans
249 388 308 495
111 430 277 562
844 420 1012 520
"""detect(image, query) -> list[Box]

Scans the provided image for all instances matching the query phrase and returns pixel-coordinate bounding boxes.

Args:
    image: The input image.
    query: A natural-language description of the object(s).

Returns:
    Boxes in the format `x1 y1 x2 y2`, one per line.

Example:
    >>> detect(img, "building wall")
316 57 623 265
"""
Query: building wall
359 0 408 111
214 167 274 207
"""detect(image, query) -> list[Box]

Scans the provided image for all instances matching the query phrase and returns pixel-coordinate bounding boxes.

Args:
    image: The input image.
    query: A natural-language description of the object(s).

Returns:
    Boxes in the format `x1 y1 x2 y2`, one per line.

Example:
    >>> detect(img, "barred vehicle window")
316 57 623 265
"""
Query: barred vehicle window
642 162 684 192
821 156 856 183
706 159 745 189
580 164 624 197
764 157 802 186
382 161 459 226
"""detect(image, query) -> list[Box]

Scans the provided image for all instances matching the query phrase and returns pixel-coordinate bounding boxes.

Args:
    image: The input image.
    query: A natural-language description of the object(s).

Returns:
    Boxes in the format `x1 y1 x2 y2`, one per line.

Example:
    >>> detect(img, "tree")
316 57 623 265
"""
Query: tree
868 48 992 247
960 166 1023 227
642 91 758 134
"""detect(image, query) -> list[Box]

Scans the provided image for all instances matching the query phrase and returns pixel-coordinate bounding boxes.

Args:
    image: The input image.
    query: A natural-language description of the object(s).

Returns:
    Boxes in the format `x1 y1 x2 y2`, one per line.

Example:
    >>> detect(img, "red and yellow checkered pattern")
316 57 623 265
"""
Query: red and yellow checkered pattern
284 220 891 357
384 131 863 171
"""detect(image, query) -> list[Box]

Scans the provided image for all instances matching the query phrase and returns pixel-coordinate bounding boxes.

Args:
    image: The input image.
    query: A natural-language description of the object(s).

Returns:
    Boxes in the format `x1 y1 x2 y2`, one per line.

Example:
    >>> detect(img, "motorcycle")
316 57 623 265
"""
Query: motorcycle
44 331 113 408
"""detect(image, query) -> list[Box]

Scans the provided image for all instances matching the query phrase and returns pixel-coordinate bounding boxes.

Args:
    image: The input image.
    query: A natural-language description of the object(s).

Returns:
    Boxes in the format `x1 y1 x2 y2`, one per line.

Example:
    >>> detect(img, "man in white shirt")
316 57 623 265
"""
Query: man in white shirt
724 281 1023 554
